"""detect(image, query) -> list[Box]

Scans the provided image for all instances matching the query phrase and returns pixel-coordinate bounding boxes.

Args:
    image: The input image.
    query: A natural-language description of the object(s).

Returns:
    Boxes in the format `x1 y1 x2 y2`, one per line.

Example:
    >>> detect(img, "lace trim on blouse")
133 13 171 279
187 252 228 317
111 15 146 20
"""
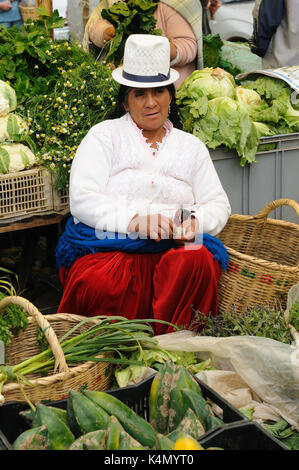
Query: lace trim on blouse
127 113 173 158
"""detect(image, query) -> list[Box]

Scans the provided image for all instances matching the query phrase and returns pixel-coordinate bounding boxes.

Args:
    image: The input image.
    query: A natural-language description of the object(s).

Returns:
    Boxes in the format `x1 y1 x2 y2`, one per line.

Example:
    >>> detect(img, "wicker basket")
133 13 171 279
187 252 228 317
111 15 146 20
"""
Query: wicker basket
19 0 52 22
217 199 299 314
0 296 112 403
19 5 39 22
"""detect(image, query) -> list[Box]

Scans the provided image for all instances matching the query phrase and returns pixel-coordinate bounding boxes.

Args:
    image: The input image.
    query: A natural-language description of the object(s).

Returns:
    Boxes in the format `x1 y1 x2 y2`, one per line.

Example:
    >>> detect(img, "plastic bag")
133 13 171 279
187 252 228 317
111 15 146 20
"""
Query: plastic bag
284 282 299 345
221 40 262 74
155 331 299 430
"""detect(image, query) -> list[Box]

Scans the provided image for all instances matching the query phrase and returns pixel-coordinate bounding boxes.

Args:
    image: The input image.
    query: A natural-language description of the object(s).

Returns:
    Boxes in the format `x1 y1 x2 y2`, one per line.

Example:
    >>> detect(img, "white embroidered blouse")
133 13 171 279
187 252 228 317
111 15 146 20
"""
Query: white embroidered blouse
70 113 231 236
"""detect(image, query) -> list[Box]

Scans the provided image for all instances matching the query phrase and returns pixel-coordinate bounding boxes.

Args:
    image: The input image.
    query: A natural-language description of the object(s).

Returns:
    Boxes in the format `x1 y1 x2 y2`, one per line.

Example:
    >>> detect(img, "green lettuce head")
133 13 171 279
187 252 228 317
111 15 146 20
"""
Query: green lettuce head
235 86 266 115
177 67 236 102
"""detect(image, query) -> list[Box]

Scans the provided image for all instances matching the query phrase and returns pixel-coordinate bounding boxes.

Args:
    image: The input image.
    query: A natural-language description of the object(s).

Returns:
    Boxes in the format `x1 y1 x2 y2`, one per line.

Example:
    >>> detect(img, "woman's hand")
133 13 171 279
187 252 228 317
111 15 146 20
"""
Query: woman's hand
174 216 200 244
127 214 174 242
103 26 116 43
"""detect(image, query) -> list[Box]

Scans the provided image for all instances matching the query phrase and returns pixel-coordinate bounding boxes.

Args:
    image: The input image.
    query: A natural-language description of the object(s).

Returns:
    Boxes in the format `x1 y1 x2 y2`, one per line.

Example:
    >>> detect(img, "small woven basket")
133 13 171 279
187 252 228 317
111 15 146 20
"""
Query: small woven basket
217 199 299 314
0 296 112 403
19 0 52 22
19 5 39 22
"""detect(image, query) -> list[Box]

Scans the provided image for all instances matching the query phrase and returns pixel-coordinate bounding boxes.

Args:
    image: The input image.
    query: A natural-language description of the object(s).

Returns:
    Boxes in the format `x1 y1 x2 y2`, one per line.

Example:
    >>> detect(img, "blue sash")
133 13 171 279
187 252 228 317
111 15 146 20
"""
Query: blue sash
55 216 229 270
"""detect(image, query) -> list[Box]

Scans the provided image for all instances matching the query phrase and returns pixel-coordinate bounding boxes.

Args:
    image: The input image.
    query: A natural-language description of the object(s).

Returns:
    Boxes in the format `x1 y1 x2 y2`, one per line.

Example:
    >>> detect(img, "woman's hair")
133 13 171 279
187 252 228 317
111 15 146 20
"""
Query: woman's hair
108 84 183 130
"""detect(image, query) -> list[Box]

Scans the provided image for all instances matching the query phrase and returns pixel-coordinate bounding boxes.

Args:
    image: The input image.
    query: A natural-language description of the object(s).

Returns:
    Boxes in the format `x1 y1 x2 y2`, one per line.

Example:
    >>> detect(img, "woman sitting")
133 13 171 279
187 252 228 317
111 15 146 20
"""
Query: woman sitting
56 34 231 335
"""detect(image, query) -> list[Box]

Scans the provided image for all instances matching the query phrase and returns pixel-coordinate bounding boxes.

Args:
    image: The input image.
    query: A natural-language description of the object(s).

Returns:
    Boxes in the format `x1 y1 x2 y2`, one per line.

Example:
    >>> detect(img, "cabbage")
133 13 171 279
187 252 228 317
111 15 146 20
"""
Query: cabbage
177 67 235 103
191 96 260 165
235 86 266 115
0 80 17 116
0 113 28 143
0 143 37 174
253 122 275 138
244 76 299 131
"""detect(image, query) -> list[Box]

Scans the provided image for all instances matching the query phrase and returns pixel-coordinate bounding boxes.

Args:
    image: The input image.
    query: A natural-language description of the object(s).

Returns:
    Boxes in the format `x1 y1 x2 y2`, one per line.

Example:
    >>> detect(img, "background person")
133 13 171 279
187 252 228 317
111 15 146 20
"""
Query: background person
83 0 204 88
0 0 22 28
250 0 299 69
201 0 221 35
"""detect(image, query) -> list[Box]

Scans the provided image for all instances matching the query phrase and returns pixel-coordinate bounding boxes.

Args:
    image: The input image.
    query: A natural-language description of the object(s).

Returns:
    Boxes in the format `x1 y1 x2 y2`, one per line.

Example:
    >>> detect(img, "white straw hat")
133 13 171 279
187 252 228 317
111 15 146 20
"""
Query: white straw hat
112 34 180 88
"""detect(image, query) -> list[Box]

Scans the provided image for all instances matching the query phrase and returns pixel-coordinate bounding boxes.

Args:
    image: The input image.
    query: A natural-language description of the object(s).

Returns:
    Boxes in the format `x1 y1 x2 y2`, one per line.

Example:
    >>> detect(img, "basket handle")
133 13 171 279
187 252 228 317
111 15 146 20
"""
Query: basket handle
0 296 69 373
253 198 299 220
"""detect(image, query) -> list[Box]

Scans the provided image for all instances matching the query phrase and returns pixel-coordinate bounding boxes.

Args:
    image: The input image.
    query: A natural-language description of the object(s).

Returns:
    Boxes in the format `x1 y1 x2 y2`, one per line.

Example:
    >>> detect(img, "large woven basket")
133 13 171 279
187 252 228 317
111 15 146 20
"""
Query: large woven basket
217 198 299 314
0 296 112 403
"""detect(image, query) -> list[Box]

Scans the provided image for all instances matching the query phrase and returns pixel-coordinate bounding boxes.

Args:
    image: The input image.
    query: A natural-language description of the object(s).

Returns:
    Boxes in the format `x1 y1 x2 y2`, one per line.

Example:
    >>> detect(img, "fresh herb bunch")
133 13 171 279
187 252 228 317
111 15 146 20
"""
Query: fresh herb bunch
0 268 28 346
192 306 293 344
22 57 119 191
100 0 162 65
0 293 28 346
0 10 119 190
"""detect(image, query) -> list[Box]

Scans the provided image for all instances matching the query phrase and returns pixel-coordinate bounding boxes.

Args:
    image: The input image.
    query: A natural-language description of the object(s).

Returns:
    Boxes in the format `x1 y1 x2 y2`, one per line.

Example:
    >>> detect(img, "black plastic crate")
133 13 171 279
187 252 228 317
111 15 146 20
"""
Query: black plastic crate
106 374 247 425
198 421 289 451
0 374 246 449
0 374 286 450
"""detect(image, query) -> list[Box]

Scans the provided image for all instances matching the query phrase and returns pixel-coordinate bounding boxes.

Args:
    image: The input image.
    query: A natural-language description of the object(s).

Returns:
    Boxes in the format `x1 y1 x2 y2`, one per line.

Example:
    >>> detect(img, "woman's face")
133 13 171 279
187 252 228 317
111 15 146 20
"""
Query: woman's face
123 87 172 132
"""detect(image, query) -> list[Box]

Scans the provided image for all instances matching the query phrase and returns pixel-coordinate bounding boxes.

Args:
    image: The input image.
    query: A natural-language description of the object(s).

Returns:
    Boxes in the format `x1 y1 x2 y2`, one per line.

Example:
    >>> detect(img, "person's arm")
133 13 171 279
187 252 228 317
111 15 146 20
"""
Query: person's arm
89 18 115 49
0 1 12 11
189 143 231 236
69 125 138 234
250 0 285 57
159 3 197 67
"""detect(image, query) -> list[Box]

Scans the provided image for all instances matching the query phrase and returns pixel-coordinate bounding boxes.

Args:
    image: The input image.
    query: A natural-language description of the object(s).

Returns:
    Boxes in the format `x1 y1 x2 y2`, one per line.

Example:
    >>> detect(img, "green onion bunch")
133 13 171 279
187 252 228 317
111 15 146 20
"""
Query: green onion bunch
0 316 177 403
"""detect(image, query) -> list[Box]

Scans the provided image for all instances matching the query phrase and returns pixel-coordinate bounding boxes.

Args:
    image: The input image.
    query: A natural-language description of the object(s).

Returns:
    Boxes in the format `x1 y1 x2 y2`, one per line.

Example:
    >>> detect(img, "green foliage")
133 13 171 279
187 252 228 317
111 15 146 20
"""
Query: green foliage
264 420 299 450
0 268 28 346
203 34 242 78
0 10 119 190
0 10 65 104
101 0 161 65
0 292 28 346
193 306 293 344
176 67 299 166
21 57 118 191
243 76 299 133
289 300 299 331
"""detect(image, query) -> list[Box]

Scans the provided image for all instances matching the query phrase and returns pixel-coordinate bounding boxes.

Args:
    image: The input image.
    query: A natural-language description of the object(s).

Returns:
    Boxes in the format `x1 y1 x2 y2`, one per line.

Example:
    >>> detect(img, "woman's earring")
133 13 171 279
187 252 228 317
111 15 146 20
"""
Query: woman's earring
168 104 171 115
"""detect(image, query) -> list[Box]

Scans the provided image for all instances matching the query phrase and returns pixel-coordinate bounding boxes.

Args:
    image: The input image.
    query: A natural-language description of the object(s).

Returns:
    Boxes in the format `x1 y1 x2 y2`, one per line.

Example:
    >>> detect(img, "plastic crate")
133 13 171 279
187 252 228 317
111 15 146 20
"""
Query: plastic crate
211 132 299 224
0 167 53 223
52 186 69 213
0 375 287 450
0 166 69 224
198 421 289 451
0 374 246 450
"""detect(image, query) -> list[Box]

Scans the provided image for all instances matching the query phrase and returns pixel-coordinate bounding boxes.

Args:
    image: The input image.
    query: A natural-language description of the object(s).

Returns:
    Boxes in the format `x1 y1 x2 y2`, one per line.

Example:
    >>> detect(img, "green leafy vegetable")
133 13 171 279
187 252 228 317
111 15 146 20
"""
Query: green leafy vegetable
114 348 214 388
100 0 161 65
243 76 299 133
264 420 299 450
0 269 28 347
177 67 299 166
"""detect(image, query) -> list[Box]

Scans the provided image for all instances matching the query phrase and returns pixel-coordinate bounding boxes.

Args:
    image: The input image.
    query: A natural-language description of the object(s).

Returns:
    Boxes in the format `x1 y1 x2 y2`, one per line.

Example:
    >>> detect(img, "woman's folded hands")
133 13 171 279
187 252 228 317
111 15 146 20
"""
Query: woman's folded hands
127 213 199 243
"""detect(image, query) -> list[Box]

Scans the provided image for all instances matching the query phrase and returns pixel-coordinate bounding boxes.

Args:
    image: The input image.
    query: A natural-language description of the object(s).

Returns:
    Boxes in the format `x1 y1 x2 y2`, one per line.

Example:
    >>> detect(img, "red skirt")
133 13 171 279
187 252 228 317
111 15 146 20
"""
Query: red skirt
57 245 221 335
